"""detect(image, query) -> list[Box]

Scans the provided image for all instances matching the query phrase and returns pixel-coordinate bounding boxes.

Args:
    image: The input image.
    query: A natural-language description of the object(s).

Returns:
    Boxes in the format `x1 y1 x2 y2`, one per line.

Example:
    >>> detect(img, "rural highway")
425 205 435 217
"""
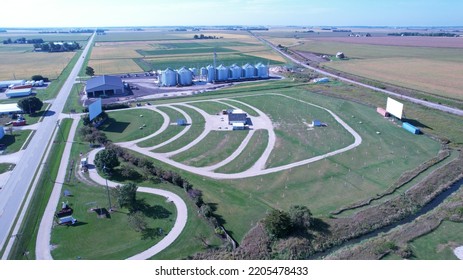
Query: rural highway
0 33 95 255
251 32 463 117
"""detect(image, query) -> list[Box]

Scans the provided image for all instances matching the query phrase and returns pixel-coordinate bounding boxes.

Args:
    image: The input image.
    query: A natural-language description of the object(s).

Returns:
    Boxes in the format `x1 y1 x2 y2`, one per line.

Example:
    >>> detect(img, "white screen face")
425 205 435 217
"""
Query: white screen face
386 97 403 119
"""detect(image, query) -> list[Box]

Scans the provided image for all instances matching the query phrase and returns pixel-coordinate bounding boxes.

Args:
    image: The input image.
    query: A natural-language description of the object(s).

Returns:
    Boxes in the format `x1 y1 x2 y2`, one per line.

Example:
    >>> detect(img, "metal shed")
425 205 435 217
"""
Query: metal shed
85 75 124 98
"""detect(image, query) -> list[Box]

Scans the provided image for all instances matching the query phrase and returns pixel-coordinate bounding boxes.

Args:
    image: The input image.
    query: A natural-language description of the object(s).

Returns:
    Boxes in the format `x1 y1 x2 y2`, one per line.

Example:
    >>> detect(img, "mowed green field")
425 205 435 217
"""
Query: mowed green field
235 94 354 168
171 131 249 167
292 40 463 101
100 109 164 143
136 106 186 148
136 84 441 242
409 221 463 260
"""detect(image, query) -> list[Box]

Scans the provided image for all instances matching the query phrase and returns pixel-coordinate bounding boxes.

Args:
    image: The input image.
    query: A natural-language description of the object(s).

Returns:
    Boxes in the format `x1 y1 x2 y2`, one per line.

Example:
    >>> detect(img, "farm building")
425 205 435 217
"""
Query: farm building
216 64 229 81
0 103 22 115
243 63 256 78
86 75 124 98
0 80 25 89
5 88 32 98
402 122 420 134
256 63 269 78
376 107 390 117
336 52 345 59
0 126 5 140
232 123 245 130
228 111 248 126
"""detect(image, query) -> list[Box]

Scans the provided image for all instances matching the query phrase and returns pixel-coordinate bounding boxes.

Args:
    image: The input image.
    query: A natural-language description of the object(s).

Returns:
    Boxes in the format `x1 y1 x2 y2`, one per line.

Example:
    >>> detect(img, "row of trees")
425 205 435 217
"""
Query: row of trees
263 206 313 238
3 38 44 44
33 41 81 52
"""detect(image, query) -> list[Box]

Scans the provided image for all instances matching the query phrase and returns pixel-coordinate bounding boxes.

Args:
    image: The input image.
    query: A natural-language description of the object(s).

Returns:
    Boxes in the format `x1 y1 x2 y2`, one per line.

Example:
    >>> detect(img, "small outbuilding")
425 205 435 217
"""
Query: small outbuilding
86 75 124 98
376 107 390 117
176 119 187 126
336 52 345 59
312 120 323 127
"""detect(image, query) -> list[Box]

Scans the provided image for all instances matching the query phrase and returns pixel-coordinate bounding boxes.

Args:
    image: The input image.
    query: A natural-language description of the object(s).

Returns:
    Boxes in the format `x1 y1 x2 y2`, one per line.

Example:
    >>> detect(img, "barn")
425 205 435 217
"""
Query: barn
85 75 124 98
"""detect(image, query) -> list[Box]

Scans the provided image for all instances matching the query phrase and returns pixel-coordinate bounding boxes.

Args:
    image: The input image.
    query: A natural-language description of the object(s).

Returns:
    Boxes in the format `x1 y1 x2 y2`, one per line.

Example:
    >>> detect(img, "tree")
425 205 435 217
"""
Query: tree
263 209 292 238
31 75 44 81
94 148 119 173
127 211 147 232
17 96 43 114
115 183 138 210
85 66 95 76
288 205 313 230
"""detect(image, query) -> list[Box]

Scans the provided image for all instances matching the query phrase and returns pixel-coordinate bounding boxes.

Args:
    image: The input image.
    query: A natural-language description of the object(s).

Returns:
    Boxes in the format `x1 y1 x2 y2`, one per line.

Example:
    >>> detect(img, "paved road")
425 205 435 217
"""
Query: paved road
252 32 463 117
0 33 95 253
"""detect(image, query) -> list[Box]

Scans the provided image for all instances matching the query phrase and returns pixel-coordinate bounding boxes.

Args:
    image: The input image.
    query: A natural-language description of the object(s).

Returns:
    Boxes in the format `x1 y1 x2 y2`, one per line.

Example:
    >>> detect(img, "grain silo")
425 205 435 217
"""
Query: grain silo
256 63 269 78
177 67 193 86
243 63 256 79
229 64 242 80
216 64 229 81
161 68 177 87
189 67 198 76
206 65 215 83
200 67 207 77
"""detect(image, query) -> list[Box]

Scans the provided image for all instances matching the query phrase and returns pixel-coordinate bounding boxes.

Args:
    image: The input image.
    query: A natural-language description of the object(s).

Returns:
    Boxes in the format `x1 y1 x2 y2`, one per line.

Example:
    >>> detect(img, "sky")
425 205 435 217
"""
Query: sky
1 0 462 28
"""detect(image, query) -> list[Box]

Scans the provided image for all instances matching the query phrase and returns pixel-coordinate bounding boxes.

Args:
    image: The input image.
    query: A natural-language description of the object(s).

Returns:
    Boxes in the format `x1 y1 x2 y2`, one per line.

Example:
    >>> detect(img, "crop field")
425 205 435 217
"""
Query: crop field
0 32 90 42
171 131 248 167
88 31 285 75
290 39 463 101
409 221 463 260
327 58 463 100
0 45 75 80
311 36 463 48
100 109 164 143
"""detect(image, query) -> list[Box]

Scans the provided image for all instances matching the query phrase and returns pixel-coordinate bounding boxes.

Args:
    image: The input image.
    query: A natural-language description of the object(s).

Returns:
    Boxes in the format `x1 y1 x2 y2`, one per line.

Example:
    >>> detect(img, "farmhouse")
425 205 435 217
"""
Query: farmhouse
85 75 124 98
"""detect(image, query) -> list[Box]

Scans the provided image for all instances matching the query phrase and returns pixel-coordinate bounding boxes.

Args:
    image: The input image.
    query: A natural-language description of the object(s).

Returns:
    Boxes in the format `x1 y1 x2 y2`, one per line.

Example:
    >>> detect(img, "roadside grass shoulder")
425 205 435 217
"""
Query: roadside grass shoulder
8 118 72 259
0 163 15 174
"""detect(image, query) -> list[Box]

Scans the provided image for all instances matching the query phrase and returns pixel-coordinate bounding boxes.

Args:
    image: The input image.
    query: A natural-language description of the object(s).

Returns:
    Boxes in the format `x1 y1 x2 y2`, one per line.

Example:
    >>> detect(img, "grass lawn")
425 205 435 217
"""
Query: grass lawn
215 129 269 173
410 221 463 260
0 129 33 154
0 163 15 174
137 106 186 148
153 105 205 153
171 130 249 167
235 94 354 168
62 83 84 113
219 99 259 116
51 189 177 260
100 109 164 143
187 101 228 115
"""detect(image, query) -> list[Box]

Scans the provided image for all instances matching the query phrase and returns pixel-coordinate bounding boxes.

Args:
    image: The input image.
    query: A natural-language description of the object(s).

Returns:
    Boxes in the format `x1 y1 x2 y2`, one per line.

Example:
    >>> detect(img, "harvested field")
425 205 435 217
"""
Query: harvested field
88 59 143 75
326 58 463 100
312 36 463 48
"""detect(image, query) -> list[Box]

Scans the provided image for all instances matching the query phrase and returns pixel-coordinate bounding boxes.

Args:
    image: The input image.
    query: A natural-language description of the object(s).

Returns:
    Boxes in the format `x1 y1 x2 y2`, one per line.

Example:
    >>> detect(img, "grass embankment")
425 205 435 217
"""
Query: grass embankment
100 109 164 143
0 130 33 154
8 118 72 259
187 101 227 115
137 106 185 148
153 105 205 153
171 131 248 168
62 82 84 114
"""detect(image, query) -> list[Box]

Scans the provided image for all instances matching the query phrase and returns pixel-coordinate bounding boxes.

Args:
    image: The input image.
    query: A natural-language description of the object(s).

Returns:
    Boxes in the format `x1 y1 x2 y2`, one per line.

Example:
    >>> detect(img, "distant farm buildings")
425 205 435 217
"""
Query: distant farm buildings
86 75 124 98
159 62 270 87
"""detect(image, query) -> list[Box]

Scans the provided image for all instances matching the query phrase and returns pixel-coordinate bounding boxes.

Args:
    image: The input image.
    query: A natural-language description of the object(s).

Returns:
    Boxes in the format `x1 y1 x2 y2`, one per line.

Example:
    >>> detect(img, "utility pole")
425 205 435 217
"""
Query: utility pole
103 165 112 212
56 120 65 142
